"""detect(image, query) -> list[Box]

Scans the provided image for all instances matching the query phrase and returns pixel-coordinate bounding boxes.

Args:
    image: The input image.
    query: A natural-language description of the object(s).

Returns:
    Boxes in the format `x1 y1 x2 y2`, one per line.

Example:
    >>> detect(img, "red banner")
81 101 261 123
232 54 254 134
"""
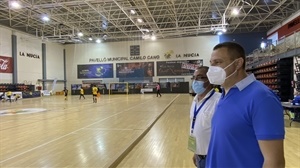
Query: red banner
0 56 13 73
278 15 300 39
268 15 300 39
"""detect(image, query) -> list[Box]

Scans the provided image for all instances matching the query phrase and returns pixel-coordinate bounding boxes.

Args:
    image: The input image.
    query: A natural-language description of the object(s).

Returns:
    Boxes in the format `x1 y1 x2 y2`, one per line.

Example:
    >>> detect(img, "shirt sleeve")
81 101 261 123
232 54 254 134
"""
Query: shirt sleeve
252 95 285 140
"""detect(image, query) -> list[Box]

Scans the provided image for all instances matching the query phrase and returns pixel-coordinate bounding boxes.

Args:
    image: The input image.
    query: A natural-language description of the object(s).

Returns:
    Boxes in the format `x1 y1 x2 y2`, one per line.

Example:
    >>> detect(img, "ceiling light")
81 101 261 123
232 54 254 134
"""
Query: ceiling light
77 32 83 37
231 8 239 15
137 18 143 23
130 10 136 14
142 34 150 40
140 29 149 32
96 39 101 43
217 32 223 35
103 35 107 40
211 12 217 19
10 1 21 9
260 42 266 49
151 35 156 41
88 37 93 41
42 16 50 22
74 39 82 43
222 28 227 32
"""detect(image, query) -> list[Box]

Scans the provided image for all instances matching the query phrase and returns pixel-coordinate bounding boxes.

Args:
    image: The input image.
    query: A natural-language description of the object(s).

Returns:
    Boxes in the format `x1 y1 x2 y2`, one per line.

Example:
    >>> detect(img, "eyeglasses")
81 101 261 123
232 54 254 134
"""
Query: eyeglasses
191 75 207 81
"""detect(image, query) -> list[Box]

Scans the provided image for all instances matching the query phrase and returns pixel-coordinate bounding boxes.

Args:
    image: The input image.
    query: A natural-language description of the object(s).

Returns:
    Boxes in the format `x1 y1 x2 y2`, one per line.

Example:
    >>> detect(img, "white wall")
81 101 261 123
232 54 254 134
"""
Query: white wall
45 42 65 91
0 26 13 83
1 26 65 92
1 23 220 93
16 32 42 85
65 36 219 86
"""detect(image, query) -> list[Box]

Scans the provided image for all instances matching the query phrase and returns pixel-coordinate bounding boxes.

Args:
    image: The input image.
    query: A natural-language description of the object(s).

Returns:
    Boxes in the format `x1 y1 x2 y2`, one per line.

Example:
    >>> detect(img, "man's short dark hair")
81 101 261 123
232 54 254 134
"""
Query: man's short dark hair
213 42 246 68
196 66 209 72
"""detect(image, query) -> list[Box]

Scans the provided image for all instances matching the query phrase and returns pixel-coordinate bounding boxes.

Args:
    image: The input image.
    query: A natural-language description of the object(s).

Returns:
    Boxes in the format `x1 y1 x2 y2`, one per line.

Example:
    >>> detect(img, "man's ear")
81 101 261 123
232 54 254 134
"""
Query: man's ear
236 58 244 69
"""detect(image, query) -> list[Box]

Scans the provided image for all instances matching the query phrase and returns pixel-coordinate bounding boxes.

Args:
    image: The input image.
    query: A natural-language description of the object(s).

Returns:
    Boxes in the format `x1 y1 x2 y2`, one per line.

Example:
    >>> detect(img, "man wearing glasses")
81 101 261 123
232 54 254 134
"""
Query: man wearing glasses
188 66 221 168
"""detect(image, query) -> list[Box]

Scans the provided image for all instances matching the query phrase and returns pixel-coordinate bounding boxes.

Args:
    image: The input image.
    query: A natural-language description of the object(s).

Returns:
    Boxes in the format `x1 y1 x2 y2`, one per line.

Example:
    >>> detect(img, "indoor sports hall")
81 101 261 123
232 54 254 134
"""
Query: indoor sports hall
0 94 299 167
0 0 300 167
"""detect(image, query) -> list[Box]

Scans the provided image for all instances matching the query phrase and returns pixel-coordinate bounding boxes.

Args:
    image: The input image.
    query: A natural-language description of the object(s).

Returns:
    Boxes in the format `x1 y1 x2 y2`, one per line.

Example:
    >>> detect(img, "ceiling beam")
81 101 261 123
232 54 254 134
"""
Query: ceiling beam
232 0 260 32
251 0 287 31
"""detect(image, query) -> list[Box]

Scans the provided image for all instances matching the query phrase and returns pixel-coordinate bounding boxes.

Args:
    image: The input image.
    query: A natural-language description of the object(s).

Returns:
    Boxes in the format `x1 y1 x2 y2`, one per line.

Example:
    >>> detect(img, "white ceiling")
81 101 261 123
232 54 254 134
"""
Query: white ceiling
0 0 299 43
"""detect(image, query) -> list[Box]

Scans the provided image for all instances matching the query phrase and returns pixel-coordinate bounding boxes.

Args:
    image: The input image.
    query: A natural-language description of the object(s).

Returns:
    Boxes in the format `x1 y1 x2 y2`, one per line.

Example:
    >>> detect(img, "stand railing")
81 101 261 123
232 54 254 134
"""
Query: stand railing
246 31 300 69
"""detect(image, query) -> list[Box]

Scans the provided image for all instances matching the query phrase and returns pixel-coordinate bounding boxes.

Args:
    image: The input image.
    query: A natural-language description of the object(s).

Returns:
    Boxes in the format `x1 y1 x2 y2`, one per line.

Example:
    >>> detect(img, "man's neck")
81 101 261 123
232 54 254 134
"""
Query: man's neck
223 71 247 95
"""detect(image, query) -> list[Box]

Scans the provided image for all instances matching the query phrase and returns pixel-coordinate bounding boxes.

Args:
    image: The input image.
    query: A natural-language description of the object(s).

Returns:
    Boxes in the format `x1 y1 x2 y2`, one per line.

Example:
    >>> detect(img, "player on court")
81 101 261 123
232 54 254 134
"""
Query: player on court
92 85 98 103
63 88 68 100
79 88 85 99
6 91 12 102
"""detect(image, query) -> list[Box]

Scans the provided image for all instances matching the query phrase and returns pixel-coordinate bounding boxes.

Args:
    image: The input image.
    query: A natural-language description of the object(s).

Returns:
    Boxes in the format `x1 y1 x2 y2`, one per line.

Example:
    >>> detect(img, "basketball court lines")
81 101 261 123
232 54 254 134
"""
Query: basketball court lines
1 94 299 167
0 94 180 167
0 111 126 164
0 95 156 128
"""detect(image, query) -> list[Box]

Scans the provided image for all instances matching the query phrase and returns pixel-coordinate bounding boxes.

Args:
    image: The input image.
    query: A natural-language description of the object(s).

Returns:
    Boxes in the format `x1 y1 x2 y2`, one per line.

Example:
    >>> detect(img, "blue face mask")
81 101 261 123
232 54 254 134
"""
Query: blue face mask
192 80 206 94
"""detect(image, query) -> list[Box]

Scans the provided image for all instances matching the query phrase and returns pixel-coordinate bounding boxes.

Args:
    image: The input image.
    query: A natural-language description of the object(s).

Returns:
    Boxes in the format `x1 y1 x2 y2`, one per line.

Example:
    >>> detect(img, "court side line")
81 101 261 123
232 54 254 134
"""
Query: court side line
0 96 159 163
83 128 140 131
0 95 146 130
108 94 180 168
0 95 134 112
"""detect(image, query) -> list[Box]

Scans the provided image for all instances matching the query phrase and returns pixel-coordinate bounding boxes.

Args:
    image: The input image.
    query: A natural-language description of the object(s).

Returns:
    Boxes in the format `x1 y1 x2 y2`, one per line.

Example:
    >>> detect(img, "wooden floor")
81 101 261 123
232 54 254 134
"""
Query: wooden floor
0 94 299 168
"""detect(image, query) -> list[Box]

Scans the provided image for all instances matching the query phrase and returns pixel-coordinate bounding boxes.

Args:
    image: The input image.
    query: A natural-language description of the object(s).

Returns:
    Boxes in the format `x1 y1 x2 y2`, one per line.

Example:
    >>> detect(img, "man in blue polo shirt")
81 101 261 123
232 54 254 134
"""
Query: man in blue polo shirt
206 42 285 168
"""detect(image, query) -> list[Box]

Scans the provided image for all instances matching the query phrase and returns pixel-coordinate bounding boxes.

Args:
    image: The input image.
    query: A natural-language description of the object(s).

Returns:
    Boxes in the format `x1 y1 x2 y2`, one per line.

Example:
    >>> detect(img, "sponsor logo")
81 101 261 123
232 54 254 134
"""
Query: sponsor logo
0 56 13 73
181 62 200 70
164 50 174 59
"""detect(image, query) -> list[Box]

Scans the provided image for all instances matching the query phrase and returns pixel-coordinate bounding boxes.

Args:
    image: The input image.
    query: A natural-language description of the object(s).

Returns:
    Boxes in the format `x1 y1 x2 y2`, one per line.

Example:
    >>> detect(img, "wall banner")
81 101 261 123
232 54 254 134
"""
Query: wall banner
0 56 13 73
156 60 203 76
77 64 113 79
116 62 154 78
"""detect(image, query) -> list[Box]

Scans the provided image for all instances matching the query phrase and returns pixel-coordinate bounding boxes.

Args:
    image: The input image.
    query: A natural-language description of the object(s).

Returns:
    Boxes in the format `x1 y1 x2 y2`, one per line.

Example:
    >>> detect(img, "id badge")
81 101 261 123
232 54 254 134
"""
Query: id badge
188 135 196 152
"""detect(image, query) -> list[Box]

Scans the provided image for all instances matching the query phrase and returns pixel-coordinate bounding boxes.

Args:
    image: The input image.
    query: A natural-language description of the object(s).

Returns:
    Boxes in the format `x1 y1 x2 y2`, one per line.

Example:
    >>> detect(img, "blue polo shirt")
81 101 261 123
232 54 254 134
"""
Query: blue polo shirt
206 74 285 168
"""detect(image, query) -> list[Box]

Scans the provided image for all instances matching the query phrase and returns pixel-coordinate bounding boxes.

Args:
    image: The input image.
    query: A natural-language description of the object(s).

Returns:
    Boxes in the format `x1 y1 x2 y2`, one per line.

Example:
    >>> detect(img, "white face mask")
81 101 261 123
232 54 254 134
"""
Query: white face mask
206 60 238 85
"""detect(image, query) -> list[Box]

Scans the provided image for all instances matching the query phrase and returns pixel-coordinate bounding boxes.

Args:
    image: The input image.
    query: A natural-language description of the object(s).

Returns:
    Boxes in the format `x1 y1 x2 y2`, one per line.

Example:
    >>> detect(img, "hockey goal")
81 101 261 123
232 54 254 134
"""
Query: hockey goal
108 82 129 95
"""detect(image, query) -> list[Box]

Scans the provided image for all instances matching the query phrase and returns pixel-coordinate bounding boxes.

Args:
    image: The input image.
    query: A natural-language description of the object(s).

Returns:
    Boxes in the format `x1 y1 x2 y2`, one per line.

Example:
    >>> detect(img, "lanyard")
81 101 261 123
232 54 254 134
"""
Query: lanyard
191 90 215 134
